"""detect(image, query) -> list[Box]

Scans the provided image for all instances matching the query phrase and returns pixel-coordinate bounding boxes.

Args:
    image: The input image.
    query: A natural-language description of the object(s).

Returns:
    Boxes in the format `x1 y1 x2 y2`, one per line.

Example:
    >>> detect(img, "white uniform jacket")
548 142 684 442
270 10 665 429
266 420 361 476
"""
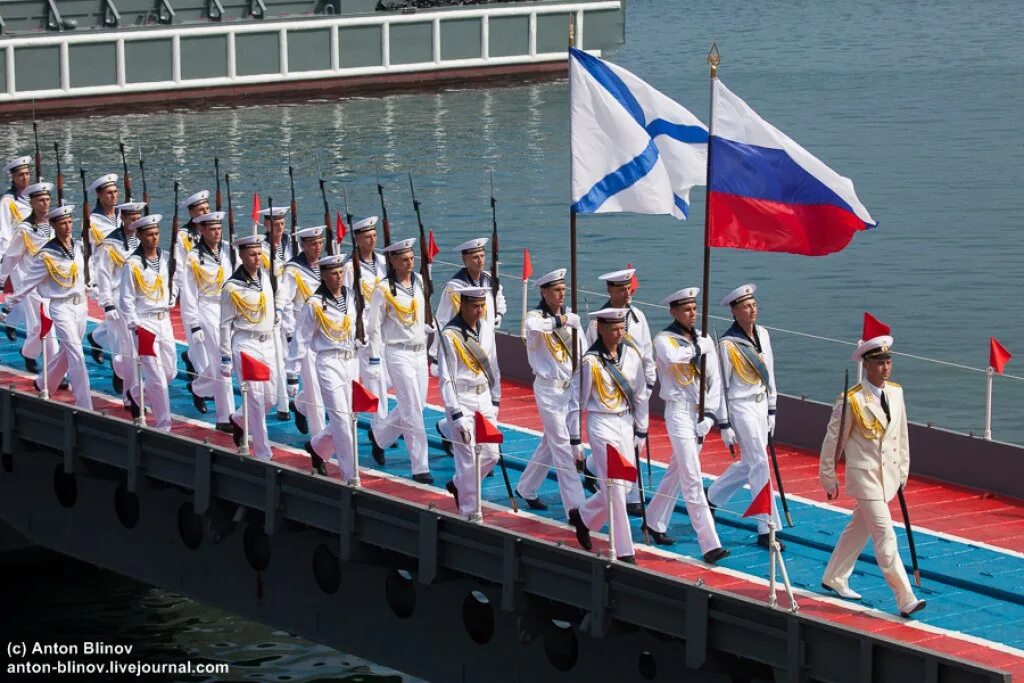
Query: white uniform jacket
716 322 777 422
278 254 320 339
569 340 651 439
219 266 275 359
7 238 87 305
523 301 582 385
94 228 140 312
429 268 506 362
118 250 172 328
290 284 358 358
0 189 31 253
437 314 502 411
180 239 231 333
366 274 427 356
653 323 722 414
0 219 52 287
586 302 656 390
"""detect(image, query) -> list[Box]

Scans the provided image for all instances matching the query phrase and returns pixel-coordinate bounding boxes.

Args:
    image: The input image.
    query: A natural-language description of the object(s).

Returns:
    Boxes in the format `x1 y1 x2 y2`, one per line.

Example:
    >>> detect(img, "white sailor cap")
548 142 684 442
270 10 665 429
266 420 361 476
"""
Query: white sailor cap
720 283 757 308
25 182 54 197
182 190 210 209
129 214 162 232
453 285 489 301
852 335 894 362
454 237 488 254
661 287 700 307
233 233 265 249
295 225 325 241
383 238 416 255
4 156 32 173
258 206 290 219
536 268 567 288
194 211 226 225
318 254 346 270
116 201 146 215
352 216 378 233
88 173 119 193
590 307 630 323
599 268 636 287
46 204 76 221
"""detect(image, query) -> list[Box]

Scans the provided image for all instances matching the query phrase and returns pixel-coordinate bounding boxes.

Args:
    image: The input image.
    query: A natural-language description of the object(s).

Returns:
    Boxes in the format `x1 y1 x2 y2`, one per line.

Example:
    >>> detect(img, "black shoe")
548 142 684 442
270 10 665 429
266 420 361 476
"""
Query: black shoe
188 382 208 414
229 417 244 448
304 441 328 476
568 508 592 551
58 379 70 391
87 332 105 364
705 486 717 517
215 422 233 433
24 357 38 373
126 392 141 419
642 525 674 546
180 350 195 376
626 502 644 518
412 472 434 485
435 420 453 457
368 429 385 466
112 371 123 395
291 400 308 434
703 547 730 564
516 491 548 511
757 533 785 551
276 410 290 422
445 479 460 509
5 326 15 341
617 555 637 565
582 464 598 494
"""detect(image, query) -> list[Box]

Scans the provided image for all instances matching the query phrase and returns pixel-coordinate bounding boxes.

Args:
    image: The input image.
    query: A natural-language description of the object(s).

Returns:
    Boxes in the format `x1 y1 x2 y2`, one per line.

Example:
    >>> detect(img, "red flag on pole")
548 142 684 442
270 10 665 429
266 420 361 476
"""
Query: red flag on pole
862 312 891 341
627 262 639 294
136 326 157 357
990 337 1013 375
474 412 504 444
606 443 637 482
240 351 271 381
743 481 772 518
250 192 261 226
336 210 347 243
352 380 379 413
427 230 441 264
522 248 533 281
39 303 53 339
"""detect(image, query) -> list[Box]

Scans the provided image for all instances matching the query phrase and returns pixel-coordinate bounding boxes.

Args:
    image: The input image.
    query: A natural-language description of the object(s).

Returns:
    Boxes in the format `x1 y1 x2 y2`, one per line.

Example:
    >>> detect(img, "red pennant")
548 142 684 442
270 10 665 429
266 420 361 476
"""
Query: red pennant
474 412 504 444
522 248 533 281
990 337 1013 375
3 279 12 294
743 481 773 518
427 230 441 264
240 351 271 382
351 380 379 413
39 303 53 339
250 192 261 226
627 262 639 294
861 312 891 341
136 326 157 357
336 210 347 243
606 443 637 482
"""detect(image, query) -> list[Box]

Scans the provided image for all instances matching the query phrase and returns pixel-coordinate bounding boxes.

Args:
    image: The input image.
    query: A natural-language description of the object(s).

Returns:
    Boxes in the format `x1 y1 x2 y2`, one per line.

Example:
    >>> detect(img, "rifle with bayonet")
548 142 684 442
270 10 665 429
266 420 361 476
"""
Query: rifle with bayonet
287 151 299 253
407 174 434 329
214 157 222 212
53 143 64 204
32 120 42 182
342 184 365 344
225 173 237 267
375 166 392 248
168 182 179 304
119 140 133 201
78 168 93 287
138 144 150 214
315 151 334 255
267 197 279 295
489 171 500 308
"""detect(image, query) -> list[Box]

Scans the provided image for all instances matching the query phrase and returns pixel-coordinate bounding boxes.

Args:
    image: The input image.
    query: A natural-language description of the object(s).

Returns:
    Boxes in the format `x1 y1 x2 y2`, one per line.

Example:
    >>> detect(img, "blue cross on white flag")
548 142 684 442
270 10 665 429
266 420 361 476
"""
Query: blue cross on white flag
570 47 708 219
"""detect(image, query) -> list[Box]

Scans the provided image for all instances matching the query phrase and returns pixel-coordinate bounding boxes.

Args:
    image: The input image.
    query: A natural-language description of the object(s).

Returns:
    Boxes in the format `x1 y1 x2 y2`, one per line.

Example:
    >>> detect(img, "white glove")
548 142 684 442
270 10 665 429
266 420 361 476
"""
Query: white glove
720 426 737 448
366 361 382 383
767 414 776 436
354 337 368 349
274 308 283 328
824 481 839 501
190 328 205 345
0 306 9 324
128 322 139 333
494 314 503 329
495 291 507 316
454 416 472 444
573 443 585 462
696 335 714 355
219 361 233 378
429 360 439 378
563 312 581 329
695 416 714 438
104 307 120 323
88 285 100 301
633 434 646 452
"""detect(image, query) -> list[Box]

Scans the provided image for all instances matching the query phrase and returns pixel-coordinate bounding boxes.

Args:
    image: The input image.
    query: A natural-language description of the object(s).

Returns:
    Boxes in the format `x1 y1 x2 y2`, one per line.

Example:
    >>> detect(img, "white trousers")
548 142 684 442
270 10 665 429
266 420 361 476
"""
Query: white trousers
186 319 210 378
707 397 782 534
580 412 635 558
646 403 722 554
273 327 289 414
823 498 917 609
450 391 499 518
109 313 133 398
231 335 277 461
293 346 326 435
128 317 176 430
43 297 92 409
189 301 236 422
17 288 57 361
516 380 585 514
374 345 428 475
357 344 389 423
310 353 360 481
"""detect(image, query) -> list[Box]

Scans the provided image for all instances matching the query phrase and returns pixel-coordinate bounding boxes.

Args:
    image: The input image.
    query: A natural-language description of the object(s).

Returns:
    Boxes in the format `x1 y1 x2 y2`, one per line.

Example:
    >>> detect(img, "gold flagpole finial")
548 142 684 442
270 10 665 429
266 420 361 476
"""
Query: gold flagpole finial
708 42 721 78
568 14 576 48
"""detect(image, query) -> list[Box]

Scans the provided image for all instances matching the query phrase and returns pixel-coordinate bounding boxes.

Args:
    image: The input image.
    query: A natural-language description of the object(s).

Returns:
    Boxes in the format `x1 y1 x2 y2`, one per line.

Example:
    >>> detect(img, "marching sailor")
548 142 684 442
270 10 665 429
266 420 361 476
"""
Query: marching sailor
438 285 502 520
0 181 57 372
259 205 293 421
514 268 587 513
176 190 212 378
644 287 729 564
819 336 925 617
1 205 92 409
180 212 236 430
83 173 121 365
118 214 175 430
293 254 359 480
365 238 431 483
0 156 33 254
279 225 326 437
220 233 279 461
706 284 784 548
567 308 651 564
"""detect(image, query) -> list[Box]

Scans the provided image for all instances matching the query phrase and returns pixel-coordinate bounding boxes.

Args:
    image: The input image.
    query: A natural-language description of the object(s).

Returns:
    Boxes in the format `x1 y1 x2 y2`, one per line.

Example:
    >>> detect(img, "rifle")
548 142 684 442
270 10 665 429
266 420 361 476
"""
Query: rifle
897 486 921 587
315 151 334 256
407 174 433 328
375 166 392 248
214 157 222 212
342 184 365 344
287 150 299 253
169 181 179 305
767 436 793 528
224 173 237 267
488 170 500 306
119 140 133 201
32 119 42 182
53 143 64 204
137 143 150 214
267 197 279 294
78 168 92 287
833 369 850 466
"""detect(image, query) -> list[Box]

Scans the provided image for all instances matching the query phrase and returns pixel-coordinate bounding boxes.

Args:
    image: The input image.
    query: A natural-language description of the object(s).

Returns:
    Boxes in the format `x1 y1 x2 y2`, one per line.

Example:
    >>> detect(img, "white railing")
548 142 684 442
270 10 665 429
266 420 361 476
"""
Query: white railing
0 1 619 101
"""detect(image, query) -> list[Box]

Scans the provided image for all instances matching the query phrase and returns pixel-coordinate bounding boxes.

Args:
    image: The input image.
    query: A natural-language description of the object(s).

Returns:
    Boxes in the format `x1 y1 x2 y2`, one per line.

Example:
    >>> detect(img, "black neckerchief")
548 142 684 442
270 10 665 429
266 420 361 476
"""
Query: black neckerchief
452 267 490 289
314 283 347 311
133 247 162 271
444 313 481 341
229 265 263 290
43 238 75 259
92 207 116 221
724 320 762 353
198 238 223 264
664 320 696 341
184 219 200 239
601 298 639 324
359 250 379 276
288 252 320 279
6 184 23 199
586 336 624 366
536 298 563 318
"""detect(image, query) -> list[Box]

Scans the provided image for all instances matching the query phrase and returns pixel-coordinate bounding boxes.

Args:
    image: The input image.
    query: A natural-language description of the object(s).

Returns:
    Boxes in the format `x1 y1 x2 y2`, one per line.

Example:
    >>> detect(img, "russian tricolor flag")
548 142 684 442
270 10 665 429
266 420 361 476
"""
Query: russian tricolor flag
708 80 876 256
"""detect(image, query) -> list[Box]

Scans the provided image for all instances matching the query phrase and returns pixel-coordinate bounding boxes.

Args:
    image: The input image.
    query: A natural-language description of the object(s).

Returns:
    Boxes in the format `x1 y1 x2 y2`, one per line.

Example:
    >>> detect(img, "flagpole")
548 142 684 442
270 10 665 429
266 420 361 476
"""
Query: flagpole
984 367 993 441
697 43 720 435
350 412 361 487
473 444 483 522
606 476 616 561
568 18 580 380
135 348 145 427
40 334 49 400
239 381 250 457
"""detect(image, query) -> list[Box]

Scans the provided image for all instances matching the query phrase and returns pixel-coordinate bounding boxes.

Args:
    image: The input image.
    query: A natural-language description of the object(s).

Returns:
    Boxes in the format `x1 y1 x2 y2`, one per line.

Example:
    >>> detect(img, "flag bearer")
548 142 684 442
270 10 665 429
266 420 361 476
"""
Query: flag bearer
84 173 121 364
292 254 359 480
439 286 502 520
220 233 278 461
119 215 175 430
0 181 57 372
644 287 729 564
260 205 293 421
707 284 784 548
819 336 925 618
0 156 33 254
180 212 235 430
567 308 651 564
1 205 92 409
365 238 431 483
279 225 326 436
176 190 212 376
514 268 586 513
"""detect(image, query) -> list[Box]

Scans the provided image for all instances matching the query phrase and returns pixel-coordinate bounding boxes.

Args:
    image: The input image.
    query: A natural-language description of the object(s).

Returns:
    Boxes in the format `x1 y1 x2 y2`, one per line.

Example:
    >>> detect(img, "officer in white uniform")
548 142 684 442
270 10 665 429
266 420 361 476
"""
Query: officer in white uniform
259 205 293 421
119 214 175 430
567 308 651 564
644 287 729 564
514 268 586 514
0 156 32 254
83 173 121 365
180 211 236 429
819 335 925 618
293 254 359 480
220 233 278 461
279 226 326 437
365 238 431 483
707 284 784 547
438 285 502 521
1 205 92 409
175 190 212 378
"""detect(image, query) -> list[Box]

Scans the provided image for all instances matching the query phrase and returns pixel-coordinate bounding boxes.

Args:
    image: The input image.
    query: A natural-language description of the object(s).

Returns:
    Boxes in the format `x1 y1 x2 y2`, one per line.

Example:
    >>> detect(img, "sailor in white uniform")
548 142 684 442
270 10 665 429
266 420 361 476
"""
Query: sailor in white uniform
259 205 293 421
513 268 586 514
438 285 502 520
365 238 431 483
707 284 784 547
0 156 33 255
83 173 121 365
294 254 360 480
567 308 651 564
1 205 92 409
119 214 176 430
644 287 729 564
279 225 326 437
180 211 236 430
176 190 212 378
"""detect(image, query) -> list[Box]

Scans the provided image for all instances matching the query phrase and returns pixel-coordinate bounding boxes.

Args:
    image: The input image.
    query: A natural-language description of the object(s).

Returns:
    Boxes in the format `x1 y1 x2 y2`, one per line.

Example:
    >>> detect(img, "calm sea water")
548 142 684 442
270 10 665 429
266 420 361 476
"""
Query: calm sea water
2 0 1021 678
